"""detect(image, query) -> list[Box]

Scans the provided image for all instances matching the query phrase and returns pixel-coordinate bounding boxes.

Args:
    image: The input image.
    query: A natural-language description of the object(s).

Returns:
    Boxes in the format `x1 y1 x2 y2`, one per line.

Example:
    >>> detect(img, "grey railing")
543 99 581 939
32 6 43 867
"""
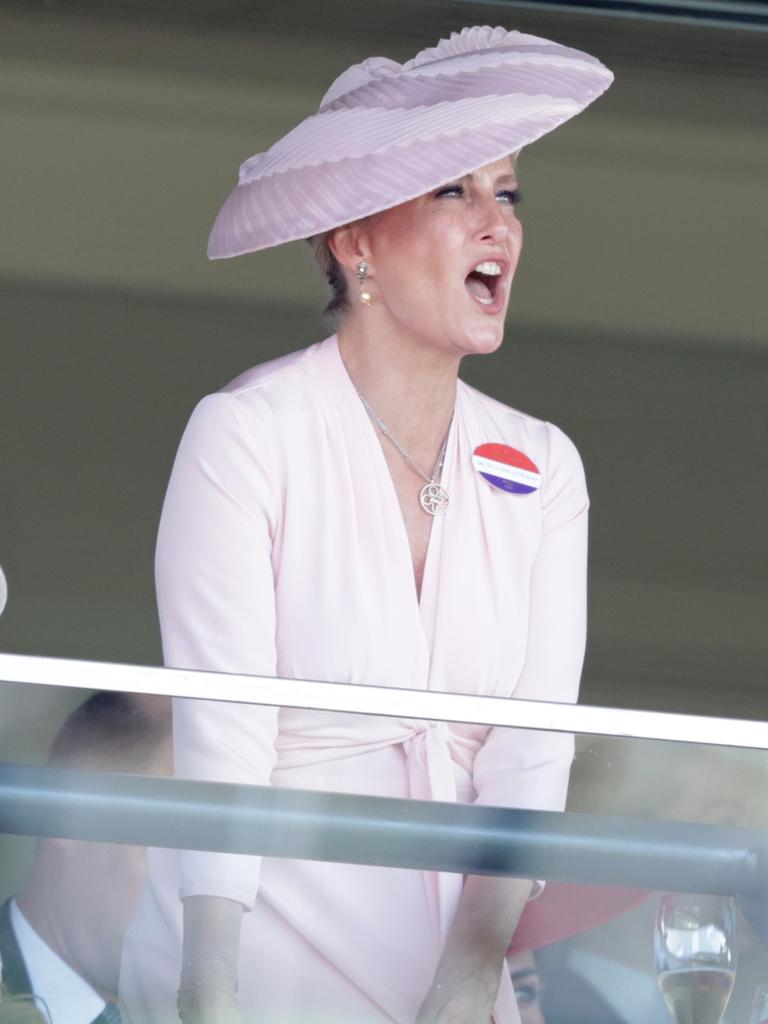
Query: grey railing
1 762 766 895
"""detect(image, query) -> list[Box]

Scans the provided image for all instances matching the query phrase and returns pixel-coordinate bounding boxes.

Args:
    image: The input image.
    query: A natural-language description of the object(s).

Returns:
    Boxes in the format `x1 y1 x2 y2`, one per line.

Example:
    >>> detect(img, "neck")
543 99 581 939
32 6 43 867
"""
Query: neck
337 312 458 457
17 861 115 1002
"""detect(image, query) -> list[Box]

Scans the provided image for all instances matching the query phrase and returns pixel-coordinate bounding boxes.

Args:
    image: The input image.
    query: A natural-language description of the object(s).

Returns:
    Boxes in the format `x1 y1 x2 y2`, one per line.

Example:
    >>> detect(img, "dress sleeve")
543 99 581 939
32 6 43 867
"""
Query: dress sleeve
155 392 280 909
472 423 588 814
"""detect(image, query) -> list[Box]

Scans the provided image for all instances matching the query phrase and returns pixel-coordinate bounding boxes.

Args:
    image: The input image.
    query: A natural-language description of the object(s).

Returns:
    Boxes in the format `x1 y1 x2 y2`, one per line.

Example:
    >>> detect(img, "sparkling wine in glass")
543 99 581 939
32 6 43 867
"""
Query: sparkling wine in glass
655 893 736 1024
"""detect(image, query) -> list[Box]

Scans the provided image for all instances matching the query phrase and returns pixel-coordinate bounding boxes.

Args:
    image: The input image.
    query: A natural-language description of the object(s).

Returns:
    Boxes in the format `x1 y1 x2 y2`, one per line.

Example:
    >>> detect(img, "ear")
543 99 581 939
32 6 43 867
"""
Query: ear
328 222 370 273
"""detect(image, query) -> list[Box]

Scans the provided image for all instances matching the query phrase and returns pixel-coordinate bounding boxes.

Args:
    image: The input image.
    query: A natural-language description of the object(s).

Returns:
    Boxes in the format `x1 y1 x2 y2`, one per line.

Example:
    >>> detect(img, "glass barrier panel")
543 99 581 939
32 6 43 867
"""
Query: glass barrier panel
1 678 767 1023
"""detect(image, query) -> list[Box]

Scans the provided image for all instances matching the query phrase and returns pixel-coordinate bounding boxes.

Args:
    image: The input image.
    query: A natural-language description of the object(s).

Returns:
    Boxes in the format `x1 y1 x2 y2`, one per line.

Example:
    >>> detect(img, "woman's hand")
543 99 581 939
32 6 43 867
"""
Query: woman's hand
178 896 244 1024
177 985 242 1024
414 954 501 1023
415 875 534 1023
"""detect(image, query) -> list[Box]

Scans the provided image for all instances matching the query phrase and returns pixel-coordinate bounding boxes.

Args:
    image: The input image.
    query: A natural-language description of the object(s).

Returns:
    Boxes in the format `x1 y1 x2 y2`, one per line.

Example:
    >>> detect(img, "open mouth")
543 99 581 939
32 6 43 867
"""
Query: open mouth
464 261 504 309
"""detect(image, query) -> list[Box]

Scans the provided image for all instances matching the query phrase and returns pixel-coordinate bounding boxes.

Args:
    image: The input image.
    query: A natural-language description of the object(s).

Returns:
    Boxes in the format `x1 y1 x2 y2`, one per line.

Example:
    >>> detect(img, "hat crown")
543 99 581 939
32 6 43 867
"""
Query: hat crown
319 26 547 112
402 25 518 71
320 57 401 108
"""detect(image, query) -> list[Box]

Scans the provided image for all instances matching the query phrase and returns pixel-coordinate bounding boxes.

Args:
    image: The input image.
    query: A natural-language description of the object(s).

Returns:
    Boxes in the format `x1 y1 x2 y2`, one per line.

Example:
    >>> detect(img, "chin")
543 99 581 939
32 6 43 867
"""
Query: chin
458 324 506 357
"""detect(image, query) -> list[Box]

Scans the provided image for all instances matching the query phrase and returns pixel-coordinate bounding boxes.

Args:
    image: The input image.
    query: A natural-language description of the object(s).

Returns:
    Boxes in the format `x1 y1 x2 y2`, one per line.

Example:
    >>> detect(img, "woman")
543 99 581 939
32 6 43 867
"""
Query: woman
120 25 613 1024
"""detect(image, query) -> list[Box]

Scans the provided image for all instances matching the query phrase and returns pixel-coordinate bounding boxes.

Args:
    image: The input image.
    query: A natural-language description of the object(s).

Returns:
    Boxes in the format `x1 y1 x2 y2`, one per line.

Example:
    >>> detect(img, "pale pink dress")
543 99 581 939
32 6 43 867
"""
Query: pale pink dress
120 335 588 1024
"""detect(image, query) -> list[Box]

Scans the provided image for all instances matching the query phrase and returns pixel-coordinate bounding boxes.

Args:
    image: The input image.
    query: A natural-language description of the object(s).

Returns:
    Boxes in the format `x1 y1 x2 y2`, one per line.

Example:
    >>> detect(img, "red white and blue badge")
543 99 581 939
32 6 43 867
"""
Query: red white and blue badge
472 443 541 495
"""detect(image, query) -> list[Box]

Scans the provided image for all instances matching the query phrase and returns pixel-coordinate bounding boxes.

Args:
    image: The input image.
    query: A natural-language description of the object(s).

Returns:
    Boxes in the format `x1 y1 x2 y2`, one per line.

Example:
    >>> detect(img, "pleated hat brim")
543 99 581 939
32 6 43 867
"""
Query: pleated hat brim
208 27 613 259
508 883 650 954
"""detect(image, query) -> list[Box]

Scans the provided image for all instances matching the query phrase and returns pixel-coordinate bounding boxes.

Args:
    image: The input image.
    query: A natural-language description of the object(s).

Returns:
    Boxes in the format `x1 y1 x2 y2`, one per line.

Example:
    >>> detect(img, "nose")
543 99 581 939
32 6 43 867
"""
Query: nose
475 195 510 244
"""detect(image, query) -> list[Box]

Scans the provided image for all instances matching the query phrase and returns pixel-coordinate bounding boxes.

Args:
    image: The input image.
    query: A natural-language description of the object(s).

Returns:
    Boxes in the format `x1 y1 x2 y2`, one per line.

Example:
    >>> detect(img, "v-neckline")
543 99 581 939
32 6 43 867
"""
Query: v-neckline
328 335 458 615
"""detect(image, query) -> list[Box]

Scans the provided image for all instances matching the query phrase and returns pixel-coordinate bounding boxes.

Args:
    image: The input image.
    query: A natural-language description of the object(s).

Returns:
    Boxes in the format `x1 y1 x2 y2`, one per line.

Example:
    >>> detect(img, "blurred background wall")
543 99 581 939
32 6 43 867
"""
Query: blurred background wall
0 0 766 759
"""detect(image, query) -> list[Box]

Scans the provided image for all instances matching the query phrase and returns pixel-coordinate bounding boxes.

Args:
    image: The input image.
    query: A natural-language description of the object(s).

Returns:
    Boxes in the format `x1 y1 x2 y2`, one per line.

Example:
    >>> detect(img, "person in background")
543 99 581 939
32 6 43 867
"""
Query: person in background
507 951 545 1024
507 881 652 1024
0 692 171 1024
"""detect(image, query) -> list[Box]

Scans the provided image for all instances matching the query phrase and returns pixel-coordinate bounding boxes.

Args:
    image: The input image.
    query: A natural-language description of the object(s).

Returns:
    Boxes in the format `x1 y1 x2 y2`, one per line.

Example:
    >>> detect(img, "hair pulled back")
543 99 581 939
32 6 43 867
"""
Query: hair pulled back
310 233 350 318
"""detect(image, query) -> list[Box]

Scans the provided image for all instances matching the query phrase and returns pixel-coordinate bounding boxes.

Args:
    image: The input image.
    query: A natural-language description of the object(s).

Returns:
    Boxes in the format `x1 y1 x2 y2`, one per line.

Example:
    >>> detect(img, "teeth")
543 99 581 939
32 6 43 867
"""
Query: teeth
473 261 502 276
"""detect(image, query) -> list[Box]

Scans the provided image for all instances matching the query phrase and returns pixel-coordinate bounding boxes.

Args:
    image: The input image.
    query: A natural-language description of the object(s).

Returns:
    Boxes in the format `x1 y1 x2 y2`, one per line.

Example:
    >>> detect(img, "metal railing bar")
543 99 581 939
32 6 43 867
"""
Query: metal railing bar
2 653 768 749
1 762 765 895
462 0 768 32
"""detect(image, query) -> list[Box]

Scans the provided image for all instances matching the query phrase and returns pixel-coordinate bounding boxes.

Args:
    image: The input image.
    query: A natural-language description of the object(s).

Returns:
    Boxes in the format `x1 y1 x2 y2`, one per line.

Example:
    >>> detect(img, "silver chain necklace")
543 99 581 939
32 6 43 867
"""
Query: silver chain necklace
356 389 451 516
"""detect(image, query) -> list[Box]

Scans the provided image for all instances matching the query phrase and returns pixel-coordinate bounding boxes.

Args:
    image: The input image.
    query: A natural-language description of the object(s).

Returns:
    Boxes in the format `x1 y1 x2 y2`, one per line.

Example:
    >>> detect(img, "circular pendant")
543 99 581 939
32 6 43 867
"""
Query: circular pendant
420 482 449 516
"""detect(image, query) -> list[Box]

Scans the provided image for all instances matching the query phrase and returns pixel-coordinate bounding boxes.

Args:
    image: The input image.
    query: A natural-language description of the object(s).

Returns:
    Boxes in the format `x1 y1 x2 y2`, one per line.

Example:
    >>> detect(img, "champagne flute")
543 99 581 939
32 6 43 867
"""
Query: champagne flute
655 892 736 1024
750 985 768 1024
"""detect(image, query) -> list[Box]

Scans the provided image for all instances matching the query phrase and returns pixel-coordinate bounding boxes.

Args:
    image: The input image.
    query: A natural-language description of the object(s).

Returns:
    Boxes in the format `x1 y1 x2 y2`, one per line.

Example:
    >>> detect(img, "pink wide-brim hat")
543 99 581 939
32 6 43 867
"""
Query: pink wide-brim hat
208 25 613 259
508 883 650 955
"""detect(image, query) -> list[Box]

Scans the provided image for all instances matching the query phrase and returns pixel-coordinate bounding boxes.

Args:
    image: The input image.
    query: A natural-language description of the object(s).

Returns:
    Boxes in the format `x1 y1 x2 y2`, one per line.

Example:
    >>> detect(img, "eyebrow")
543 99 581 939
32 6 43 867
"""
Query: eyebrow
461 171 519 187
510 968 540 983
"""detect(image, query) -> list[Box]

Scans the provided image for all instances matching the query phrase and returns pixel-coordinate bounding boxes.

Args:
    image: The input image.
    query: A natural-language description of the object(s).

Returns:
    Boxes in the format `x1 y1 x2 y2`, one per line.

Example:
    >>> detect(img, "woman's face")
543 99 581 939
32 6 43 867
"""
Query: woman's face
359 155 523 361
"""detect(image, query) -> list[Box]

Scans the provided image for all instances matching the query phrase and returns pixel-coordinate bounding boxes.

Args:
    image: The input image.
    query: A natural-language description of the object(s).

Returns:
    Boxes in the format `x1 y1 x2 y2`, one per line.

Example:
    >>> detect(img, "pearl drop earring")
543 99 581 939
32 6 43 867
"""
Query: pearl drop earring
357 260 372 306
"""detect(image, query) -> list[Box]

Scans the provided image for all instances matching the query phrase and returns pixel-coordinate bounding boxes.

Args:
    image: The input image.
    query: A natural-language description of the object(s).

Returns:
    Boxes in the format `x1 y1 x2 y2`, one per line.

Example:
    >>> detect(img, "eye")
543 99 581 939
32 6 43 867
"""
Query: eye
514 983 540 1007
434 184 465 199
497 189 522 205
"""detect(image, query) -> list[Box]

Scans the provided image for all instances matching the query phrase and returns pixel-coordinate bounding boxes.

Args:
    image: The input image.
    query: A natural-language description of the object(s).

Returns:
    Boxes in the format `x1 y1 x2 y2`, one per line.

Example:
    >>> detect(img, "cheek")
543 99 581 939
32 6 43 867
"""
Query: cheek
510 218 524 262
376 248 455 315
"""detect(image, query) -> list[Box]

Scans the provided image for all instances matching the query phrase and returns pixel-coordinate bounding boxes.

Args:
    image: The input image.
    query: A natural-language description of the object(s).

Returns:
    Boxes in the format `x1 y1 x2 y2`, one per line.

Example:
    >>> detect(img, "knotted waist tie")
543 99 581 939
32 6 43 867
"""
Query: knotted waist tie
404 720 464 939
